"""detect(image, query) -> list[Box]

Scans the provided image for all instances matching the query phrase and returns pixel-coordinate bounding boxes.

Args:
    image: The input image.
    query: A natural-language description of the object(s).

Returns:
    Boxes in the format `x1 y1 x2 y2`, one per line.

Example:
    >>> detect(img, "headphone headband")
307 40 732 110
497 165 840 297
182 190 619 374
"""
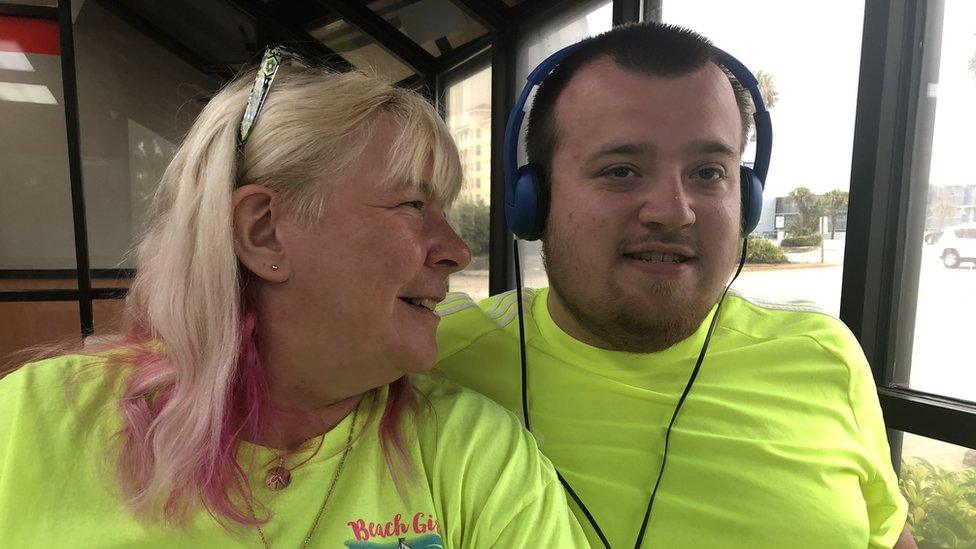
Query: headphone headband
503 42 586 211
713 49 771 183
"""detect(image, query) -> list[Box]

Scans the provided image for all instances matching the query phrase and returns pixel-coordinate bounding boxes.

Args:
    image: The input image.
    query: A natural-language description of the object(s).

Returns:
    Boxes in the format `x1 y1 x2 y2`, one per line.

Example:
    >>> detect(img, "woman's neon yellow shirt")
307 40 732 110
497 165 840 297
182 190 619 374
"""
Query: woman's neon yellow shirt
0 354 587 548
436 288 909 548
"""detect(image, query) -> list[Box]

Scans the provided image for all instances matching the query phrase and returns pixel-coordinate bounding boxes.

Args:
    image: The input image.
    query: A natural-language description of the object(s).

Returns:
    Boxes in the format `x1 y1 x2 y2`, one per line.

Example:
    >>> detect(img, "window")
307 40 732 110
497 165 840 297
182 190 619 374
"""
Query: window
72 1 220 329
515 1 613 290
309 18 414 83
897 0 976 404
445 64 491 300
0 16 76 291
665 0 864 318
0 301 79 359
366 0 487 57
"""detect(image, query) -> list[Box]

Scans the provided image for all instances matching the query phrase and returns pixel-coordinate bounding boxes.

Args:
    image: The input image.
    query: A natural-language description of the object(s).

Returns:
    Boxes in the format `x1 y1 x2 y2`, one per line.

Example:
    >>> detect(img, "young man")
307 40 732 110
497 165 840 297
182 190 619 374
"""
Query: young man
437 22 915 548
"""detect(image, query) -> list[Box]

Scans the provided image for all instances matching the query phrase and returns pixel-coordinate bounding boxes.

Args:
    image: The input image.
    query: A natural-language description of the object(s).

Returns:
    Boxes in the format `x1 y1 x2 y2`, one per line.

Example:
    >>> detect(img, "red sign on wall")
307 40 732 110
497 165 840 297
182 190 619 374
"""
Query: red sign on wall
0 16 59 56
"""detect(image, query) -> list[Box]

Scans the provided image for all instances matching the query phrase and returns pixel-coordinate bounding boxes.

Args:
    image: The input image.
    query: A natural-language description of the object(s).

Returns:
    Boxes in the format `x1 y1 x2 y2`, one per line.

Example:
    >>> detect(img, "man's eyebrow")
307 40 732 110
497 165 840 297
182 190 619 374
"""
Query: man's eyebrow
685 139 739 158
584 142 653 162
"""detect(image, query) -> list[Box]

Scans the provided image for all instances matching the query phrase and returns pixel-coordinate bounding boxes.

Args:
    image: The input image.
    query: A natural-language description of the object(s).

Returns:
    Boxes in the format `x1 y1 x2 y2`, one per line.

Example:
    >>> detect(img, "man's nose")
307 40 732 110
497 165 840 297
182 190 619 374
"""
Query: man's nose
636 172 696 231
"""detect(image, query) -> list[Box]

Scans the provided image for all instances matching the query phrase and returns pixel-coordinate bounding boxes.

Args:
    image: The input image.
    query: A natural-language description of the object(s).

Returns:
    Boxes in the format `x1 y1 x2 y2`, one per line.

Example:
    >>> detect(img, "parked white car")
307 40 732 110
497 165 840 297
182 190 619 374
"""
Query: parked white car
940 222 976 268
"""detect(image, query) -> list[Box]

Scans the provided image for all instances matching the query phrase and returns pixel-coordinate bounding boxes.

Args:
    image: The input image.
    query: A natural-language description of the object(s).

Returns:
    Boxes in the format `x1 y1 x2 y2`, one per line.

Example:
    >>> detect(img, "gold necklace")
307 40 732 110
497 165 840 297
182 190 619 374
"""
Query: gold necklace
245 404 360 549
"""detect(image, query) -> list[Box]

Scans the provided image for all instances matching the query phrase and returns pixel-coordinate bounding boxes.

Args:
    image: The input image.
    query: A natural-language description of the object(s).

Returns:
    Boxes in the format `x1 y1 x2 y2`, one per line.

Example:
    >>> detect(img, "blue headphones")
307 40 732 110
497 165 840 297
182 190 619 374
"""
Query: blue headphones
503 42 772 241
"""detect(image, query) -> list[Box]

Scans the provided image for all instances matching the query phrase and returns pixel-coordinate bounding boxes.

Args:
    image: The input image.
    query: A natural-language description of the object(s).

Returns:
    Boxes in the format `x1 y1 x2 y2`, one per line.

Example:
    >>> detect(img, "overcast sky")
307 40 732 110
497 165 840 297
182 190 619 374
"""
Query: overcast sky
452 1 976 199
665 0 976 195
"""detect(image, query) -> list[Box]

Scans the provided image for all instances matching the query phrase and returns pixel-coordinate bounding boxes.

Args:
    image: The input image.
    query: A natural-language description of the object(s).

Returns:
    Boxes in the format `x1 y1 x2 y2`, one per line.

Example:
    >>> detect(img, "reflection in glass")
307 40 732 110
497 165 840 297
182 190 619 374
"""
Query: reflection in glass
0 301 79 359
0 37 77 288
73 1 219 271
903 0 976 403
515 1 613 291
309 18 413 83
445 66 491 300
367 0 486 57
666 0 865 317
0 0 57 6
93 297 125 334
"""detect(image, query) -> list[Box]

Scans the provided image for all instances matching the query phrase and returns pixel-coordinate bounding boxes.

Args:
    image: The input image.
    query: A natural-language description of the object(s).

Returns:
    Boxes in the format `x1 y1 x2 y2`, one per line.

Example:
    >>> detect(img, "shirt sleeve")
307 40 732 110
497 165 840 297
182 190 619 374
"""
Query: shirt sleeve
843 333 909 548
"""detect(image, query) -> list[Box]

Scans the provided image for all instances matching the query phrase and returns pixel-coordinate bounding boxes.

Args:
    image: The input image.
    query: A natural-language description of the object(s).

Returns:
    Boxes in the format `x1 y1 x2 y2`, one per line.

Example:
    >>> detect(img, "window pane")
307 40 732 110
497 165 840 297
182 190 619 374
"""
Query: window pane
309 18 414 82
900 0 976 403
367 0 487 57
93 297 124 334
897 431 976 547
73 2 219 274
514 1 613 291
0 1 57 6
91 270 133 289
0 16 77 289
0 300 79 359
445 65 490 301
664 1 864 318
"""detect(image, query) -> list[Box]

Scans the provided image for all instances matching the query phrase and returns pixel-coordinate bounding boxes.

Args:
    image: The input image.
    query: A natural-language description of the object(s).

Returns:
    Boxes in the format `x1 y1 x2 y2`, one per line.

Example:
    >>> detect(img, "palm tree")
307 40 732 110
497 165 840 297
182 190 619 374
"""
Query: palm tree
818 189 849 239
788 187 822 234
754 70 779 109
933 200 957 228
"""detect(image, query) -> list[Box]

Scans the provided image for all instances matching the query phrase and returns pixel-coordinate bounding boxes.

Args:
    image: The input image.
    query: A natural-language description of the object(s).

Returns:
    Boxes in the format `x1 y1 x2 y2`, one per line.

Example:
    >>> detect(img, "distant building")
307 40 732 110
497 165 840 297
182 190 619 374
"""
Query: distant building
926 184 976 228
448 102 492 205
773 196 848 235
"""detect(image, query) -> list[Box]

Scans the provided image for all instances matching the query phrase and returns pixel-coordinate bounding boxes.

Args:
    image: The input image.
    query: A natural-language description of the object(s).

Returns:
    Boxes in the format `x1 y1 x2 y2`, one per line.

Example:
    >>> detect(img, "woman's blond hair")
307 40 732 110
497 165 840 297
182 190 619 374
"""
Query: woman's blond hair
80 66 459 525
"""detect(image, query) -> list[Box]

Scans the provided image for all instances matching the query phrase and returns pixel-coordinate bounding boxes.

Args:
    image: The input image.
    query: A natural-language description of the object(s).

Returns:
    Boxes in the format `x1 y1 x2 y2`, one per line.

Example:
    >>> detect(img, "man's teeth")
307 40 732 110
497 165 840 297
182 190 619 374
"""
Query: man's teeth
403 297 437 311
629 252 685 263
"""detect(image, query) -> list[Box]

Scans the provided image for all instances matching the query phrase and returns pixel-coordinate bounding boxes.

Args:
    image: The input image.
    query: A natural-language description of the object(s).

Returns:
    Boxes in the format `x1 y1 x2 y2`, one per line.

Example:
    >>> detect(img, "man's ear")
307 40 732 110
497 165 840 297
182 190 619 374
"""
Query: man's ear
232 184 290 283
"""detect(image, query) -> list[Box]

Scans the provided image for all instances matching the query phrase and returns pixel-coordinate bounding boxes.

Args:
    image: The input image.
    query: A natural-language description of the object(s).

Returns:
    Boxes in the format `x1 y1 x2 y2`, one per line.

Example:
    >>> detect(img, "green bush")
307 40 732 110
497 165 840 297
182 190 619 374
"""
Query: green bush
745 236 788 264
899 458 976 548
780 233 823 247
448 199 490 257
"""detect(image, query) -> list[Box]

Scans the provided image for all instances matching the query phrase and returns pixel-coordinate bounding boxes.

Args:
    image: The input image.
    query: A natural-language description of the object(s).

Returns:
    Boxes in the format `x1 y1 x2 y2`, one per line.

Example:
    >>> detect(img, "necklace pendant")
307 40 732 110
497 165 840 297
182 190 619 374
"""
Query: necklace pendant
265 466 291 491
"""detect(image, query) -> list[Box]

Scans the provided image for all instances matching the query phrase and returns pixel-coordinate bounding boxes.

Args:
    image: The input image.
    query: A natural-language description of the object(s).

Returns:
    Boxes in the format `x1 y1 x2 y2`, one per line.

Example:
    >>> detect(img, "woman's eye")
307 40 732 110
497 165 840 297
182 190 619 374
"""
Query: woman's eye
602 166 638 179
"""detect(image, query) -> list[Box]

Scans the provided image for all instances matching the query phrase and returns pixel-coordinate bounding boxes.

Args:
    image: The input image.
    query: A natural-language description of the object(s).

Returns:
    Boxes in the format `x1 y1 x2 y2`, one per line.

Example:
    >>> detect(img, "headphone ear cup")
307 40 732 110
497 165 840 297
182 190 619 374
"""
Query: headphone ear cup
739 166 763 236
509 164 549 241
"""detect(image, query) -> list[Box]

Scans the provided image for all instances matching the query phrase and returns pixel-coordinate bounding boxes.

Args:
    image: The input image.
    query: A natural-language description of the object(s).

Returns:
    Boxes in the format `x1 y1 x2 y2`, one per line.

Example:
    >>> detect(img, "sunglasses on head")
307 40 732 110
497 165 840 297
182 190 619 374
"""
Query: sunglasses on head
237 45 310 150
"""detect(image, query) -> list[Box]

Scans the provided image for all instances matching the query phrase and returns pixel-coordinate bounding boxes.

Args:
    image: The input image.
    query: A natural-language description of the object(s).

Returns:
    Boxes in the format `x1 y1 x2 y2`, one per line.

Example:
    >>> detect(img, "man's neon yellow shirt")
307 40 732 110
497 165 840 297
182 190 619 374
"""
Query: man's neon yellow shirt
436 287 908 548
0 354 588 548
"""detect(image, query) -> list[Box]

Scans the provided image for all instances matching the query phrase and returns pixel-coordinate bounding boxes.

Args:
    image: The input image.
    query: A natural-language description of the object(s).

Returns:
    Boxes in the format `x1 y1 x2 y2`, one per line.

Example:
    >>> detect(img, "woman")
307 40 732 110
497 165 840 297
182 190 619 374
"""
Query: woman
0 50 586 548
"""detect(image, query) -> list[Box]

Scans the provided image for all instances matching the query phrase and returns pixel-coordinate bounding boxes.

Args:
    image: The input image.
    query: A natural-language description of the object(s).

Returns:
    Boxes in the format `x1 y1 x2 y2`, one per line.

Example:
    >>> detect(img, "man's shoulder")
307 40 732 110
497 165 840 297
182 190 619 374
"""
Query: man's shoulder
436 289 539 359
409 372 531 453
412 372 518 422
721 290 865 366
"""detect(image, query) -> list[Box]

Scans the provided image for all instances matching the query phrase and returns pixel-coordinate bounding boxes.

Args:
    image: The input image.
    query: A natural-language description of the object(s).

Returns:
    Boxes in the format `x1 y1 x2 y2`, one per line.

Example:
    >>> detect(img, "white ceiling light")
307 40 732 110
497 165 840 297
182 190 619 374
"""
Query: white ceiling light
0 82 57 104
0 52 35 72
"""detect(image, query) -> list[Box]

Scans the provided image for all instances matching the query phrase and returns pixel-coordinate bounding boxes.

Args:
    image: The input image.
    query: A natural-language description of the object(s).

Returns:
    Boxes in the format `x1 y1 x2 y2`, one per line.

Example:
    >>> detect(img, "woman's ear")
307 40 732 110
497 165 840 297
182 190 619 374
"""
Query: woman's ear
232 184 290 283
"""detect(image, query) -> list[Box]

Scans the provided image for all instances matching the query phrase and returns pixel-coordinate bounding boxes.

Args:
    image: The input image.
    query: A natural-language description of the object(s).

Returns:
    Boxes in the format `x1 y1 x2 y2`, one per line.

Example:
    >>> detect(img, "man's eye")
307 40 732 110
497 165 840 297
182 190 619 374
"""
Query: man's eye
602 166 638 179
401 200 425 211
692 167 726 181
